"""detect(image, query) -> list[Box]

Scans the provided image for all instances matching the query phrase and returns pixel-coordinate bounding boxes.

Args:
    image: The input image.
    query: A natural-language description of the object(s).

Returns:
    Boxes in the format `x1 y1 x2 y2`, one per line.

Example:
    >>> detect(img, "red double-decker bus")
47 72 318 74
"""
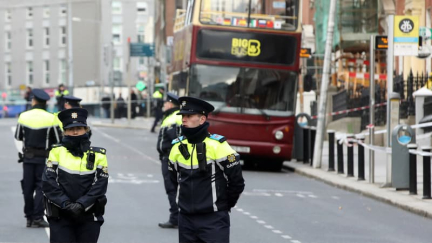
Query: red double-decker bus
169 0 301 170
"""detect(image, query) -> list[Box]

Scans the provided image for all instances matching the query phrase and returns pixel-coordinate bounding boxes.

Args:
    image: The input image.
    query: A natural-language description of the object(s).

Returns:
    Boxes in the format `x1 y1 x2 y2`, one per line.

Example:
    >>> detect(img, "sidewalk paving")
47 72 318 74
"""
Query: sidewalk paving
91 118 432 219
283 140 432 219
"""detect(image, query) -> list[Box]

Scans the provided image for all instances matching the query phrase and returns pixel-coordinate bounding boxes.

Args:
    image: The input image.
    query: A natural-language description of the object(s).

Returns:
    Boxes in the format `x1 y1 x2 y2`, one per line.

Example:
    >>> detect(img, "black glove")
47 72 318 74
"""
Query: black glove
18 152 23 163
64 202 84 217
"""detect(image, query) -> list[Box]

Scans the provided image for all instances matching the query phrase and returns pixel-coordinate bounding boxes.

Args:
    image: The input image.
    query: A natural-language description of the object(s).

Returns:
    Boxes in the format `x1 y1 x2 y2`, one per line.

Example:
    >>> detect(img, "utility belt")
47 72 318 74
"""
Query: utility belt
23 147 49 159
44 196 107 219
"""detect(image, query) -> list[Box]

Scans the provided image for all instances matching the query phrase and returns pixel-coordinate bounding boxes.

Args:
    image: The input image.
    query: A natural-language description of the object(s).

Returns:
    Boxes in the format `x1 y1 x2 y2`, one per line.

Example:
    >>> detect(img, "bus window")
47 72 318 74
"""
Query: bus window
189 64 296 117
199 0 299 31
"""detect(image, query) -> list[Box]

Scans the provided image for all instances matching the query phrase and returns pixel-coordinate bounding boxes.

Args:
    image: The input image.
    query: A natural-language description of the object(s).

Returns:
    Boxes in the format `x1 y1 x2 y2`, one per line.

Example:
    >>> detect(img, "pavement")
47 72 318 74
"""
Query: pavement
90 117 432 219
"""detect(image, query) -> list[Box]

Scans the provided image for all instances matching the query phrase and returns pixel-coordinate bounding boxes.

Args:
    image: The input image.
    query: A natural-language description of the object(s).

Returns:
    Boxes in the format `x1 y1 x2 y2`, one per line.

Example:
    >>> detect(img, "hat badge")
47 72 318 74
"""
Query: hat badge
71 112 78 119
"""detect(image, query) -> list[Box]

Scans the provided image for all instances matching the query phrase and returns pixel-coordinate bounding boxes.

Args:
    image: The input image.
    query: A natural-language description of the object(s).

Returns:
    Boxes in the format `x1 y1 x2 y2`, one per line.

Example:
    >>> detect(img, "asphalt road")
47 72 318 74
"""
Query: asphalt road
2 118 432 243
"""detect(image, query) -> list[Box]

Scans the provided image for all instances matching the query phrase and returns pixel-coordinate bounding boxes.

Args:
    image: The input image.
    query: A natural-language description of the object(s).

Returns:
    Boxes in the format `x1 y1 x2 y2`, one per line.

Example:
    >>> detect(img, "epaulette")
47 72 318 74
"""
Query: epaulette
172 136 185 145
52 144 63 148
90 147 106 155
209 134 226 143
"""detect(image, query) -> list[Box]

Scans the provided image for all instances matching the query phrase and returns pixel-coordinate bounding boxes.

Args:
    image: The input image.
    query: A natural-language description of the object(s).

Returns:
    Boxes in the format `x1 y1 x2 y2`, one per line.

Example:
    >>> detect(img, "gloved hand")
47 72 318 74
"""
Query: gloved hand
64 202 84 217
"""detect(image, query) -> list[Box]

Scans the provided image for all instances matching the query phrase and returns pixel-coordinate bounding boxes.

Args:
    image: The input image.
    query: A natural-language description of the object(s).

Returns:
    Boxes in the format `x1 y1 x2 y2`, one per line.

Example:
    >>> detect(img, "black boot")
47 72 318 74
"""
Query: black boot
26 218 32 227
158 221 178 229
31 218 49 228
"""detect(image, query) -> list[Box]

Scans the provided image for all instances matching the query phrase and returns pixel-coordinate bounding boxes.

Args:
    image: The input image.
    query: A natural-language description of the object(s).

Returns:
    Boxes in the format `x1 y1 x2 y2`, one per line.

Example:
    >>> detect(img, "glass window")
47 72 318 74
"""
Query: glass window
5 32 11 51
43 7 50 18
60 5 67 16
112 1 122 14
5 10 11 22
113 57 123 71
137 2 147 15
60 27 66 46
60 59 67 84
5 63 11 87
27 61 33 85
27 7 32 19
199 0 299 31
188 64 296 116
44 60 50 85
137 24 145 43
44 28 50 47
112 25 122 45
27 29 33 48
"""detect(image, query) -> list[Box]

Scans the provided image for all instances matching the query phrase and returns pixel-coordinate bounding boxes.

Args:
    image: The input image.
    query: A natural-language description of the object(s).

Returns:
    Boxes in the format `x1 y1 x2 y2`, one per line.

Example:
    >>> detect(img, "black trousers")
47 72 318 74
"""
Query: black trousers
49 217 101 243
161 156 178 224
151 110 163 131
179 211 230 243
21 163 45 220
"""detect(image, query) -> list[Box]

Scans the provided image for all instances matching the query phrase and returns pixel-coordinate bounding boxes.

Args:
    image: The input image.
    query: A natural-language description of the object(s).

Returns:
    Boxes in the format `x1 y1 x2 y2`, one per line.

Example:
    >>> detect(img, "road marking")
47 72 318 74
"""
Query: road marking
296 194 305 198
275 193 283 197
243 192 271 196
92 127 160 165
308 194 317 198
236 206 303 243
332 196 340 200
243 211 250 215
109 173 159 184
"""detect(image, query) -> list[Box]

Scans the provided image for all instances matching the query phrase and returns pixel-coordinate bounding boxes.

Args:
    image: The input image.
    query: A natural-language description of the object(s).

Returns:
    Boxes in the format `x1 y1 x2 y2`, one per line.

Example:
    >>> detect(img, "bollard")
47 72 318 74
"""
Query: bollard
347 134 354 177
423 147 431 199
408 144 417 195
357 135 365 181
303 126 309 164
328 130 335 172
337 138 344 174
309 127 316 166
368 125 375 183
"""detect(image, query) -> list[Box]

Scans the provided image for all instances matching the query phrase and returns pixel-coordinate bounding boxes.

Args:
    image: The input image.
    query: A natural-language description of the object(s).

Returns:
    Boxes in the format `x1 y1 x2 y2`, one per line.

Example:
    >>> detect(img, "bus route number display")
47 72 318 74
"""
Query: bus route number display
196 29 297 66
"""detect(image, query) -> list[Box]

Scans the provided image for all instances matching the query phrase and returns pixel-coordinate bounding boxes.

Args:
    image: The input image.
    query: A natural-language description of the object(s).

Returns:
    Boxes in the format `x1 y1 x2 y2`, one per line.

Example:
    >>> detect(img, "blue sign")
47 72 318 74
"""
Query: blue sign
130 43 154 57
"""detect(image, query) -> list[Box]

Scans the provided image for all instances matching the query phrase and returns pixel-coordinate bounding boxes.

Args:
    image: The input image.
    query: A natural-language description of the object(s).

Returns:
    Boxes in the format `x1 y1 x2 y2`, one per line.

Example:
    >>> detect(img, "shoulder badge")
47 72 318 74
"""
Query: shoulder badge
171 136 185 145
46 160 53 167
90 147 106 155
209 134 226 143
227 154 236 163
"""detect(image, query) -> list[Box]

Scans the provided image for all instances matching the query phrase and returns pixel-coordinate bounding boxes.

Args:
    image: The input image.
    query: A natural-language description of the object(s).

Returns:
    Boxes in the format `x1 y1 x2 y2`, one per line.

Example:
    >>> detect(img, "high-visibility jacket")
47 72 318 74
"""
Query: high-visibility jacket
157 108 182 157
42 144 109 221
14 107 62 164
168 135 245 214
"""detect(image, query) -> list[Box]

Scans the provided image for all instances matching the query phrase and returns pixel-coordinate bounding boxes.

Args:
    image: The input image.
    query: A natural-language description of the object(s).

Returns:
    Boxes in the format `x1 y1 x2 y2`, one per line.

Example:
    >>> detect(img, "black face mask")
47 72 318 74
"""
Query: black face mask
181 122 209 144
62 133 91 157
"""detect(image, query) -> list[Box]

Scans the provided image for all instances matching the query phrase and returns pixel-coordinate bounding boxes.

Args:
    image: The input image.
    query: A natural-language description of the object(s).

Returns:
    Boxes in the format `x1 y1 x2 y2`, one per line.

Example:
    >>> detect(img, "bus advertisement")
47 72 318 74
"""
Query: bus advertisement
170 0 301 170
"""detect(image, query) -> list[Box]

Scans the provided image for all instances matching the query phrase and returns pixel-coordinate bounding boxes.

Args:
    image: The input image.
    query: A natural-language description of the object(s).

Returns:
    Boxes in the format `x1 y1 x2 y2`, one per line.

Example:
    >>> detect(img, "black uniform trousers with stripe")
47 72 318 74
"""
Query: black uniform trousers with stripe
21 163 45 221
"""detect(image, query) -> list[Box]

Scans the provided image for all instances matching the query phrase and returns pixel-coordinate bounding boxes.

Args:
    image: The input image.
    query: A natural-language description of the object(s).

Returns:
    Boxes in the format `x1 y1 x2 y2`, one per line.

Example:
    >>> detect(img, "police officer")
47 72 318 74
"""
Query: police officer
14 89 62 228
157 93 182 228
42 108 108 243
55 84 70 111
151 87 165 133
54 95 83 131
168 96 245 243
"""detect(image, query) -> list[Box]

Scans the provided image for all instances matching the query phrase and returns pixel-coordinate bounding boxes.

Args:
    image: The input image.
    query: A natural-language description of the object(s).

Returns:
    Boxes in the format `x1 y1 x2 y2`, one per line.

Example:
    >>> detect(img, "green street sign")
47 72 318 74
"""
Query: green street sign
136 81 146 91
130 43 154 57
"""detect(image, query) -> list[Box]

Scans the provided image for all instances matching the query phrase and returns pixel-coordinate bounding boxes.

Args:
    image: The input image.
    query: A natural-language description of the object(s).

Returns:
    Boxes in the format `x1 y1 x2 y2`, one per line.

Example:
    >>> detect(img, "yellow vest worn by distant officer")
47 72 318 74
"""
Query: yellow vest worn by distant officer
15 108 62 164
42 144 109 221
168 134 245 214
157 109 182 156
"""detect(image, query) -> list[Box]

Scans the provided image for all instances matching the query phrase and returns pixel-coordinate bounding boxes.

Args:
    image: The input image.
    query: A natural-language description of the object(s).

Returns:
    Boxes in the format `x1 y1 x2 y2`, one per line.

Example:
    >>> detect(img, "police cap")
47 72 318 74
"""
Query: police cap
31 89 50 102
177 96 214 116
63 95 82 107
58 108 88 129
166 92 179 106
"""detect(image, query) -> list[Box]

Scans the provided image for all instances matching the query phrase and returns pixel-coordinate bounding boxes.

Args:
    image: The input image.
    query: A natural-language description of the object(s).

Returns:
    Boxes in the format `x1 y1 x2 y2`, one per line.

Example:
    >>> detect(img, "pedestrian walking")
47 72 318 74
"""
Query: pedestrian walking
14 89 62 228
101 95 111 118
42 108 109 243
24 86 32 110
157 93 182 228
151 87 164 133
168 96 245 243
